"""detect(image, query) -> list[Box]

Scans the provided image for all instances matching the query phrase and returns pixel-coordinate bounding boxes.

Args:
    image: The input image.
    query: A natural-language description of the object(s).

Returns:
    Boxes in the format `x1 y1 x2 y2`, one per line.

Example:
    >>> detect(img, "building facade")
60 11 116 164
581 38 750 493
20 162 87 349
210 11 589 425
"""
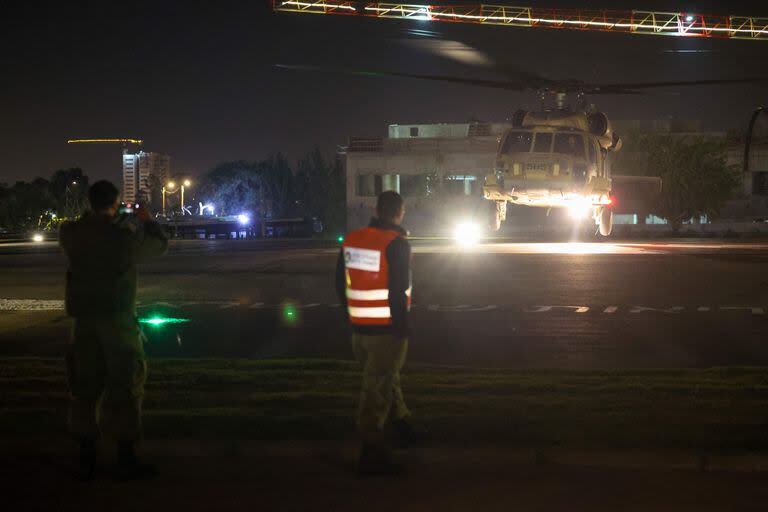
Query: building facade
122 150 171 209
345 122 510 234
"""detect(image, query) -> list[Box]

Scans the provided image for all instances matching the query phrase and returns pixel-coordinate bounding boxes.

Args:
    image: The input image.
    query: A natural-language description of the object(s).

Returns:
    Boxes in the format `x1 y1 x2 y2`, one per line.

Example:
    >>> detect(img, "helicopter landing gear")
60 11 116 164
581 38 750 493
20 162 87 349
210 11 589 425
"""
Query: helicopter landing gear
489 200 507 231
597 205 613 236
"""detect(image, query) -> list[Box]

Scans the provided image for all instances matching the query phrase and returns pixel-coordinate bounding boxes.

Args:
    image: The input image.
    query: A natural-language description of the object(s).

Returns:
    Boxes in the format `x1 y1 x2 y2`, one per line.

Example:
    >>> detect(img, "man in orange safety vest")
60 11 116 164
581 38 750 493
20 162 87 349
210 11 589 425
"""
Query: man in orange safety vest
336 191 426 475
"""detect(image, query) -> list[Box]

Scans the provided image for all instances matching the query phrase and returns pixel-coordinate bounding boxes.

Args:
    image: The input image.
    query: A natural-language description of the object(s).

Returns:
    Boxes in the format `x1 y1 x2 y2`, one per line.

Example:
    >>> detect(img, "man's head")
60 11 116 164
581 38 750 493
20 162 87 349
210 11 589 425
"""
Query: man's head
376 191 405 226
88 180 120 215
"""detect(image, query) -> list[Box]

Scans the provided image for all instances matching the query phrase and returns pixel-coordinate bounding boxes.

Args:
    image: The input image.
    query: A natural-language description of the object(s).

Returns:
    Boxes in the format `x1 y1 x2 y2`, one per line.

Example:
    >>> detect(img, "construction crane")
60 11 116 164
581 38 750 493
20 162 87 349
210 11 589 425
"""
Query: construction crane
67 138 143 146
273 1 768 41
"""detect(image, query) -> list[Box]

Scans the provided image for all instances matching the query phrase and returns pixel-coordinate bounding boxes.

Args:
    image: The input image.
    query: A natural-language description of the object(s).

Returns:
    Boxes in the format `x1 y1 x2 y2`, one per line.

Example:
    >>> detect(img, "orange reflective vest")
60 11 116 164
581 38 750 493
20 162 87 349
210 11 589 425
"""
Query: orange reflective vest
343 227 411 326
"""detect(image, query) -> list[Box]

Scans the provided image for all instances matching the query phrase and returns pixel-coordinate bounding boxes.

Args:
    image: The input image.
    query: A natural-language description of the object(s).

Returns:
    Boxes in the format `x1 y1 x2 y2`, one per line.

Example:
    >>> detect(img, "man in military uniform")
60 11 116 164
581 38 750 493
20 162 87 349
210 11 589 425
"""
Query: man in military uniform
59 180 168 479
336 191 426 475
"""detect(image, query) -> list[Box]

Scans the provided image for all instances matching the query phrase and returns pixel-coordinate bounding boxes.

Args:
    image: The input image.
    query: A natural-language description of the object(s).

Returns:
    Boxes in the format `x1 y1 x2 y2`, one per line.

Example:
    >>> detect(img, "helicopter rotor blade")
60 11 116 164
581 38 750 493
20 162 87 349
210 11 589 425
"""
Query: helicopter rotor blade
275 64 534 91
586 77 768 94
276 64 768 96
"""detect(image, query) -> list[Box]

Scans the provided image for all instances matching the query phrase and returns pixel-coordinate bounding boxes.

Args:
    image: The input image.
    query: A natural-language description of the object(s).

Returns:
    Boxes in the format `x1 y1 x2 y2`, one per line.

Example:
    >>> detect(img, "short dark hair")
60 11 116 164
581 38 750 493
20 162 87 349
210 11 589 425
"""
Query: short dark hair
88 180 120 211
376 191 404 221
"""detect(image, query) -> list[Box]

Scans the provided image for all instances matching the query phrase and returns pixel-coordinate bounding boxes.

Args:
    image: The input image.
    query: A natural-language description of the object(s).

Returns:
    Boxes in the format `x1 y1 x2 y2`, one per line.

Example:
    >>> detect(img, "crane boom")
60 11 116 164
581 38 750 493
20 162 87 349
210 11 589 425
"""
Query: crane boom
67 138 143 145
273 1 768 41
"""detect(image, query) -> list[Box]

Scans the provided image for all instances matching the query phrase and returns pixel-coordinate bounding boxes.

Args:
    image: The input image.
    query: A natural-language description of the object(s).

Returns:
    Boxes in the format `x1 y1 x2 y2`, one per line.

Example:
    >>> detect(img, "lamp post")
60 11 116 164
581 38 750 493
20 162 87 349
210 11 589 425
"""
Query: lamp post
163 181 176 217
181 179 191 215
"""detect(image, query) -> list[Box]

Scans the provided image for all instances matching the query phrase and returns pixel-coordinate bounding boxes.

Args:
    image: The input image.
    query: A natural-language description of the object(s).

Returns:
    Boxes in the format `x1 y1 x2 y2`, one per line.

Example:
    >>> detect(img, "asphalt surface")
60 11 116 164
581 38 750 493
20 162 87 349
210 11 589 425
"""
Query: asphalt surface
2 238 768 368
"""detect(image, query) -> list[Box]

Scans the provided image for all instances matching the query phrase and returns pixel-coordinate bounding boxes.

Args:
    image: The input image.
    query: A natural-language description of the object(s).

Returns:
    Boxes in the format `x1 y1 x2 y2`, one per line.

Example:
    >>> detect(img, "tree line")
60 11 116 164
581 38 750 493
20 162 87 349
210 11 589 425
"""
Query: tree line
612 134 740 230
0 150 345 235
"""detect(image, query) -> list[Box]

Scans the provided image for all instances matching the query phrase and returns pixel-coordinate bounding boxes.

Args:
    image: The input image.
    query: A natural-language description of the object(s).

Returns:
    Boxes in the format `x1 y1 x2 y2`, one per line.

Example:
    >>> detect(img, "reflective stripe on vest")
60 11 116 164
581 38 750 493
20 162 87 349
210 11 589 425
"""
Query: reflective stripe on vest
342 227 410 326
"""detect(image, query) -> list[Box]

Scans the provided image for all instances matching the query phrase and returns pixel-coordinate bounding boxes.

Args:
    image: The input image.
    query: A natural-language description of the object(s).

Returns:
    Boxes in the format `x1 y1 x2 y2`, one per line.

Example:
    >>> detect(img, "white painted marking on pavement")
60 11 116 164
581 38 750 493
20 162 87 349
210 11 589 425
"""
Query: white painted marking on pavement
603 306 618 314
720 306 766 315
428 304 498 312
697 306 711 312
629 306 685 314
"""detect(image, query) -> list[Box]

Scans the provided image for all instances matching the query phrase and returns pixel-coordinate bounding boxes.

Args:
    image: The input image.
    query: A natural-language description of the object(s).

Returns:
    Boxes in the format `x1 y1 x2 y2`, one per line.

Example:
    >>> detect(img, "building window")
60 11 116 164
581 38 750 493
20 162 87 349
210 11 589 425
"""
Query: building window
381 174 400 193
400 174 428 197
444 175 478 196
356 174 400 196
410 127 419 137
356 174 379 197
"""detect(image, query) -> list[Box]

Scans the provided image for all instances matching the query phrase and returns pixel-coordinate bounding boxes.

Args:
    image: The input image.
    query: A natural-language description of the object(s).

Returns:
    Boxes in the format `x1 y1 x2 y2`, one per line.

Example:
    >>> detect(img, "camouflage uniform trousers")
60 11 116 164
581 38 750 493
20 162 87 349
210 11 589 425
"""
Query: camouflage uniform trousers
352 333 410 444
65 312 147 442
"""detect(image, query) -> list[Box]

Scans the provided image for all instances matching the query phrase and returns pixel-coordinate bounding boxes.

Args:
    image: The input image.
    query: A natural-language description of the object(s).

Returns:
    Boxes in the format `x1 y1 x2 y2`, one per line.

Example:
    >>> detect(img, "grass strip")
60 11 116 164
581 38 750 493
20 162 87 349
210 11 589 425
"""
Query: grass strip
2 358 768 451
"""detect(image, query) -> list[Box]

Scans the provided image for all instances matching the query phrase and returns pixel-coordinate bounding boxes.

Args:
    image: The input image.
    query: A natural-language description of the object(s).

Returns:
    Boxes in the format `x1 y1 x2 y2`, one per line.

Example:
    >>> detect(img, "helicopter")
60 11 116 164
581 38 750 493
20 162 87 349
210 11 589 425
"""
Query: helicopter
277 64 767 236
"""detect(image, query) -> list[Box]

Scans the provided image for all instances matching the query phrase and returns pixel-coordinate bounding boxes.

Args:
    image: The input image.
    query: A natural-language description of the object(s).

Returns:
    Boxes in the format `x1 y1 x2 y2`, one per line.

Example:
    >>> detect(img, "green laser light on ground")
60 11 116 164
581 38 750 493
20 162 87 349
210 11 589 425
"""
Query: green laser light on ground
282 302 299 326
139 316 191 327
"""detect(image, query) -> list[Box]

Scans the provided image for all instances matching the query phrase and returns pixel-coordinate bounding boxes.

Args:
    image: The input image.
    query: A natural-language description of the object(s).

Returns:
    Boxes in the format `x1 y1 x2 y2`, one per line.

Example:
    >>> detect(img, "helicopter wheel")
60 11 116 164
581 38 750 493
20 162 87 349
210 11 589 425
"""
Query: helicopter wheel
598 206 613 237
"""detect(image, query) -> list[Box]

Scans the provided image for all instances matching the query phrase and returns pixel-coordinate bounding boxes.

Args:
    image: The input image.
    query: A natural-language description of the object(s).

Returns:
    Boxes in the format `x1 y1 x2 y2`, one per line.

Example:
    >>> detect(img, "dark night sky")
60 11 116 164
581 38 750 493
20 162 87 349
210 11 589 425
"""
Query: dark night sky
1 1 766 186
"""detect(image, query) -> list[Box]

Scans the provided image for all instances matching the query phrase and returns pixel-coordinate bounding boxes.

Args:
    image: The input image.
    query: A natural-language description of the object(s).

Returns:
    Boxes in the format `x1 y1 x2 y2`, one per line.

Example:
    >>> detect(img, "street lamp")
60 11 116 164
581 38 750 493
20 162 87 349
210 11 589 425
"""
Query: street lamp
162 181 177 217
181 180 192 215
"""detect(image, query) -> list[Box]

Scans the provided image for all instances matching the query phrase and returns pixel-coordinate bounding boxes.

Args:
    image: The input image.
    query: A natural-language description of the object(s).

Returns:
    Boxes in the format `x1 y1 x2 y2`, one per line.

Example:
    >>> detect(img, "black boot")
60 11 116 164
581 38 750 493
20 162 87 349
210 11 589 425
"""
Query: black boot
78 438 97 481
392 418 431 448
115 441 157 480
356 444 404 476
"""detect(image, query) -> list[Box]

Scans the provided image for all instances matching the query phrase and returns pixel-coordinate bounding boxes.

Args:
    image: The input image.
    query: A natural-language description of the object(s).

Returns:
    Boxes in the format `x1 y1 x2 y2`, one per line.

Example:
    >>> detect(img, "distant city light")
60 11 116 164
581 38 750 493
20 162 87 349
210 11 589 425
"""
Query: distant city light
51 213 57 219
337 235 344 243
32 233 44 243
685 15 694 22
167 181 176 189
183 179 191 187
237 213 251 225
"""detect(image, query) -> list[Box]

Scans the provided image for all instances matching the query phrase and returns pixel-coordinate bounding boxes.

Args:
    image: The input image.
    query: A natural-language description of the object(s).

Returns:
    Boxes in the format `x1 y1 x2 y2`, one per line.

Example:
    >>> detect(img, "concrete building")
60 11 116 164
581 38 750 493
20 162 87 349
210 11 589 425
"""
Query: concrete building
122 150 171 209
345 122 510 234
344 114 768 234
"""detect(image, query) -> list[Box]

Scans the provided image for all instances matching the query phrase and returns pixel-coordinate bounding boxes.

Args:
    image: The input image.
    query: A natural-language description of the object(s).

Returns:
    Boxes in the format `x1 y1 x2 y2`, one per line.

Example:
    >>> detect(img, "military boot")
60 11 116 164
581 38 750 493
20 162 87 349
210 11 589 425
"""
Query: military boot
114 441 157 481
356 444 404 476
77 438 98 481
392 418 431 449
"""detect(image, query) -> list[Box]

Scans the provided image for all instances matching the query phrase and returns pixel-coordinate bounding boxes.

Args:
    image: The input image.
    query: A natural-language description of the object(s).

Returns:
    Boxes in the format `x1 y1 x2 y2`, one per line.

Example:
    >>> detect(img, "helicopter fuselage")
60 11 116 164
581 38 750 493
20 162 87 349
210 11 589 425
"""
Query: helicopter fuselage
483 110 616 213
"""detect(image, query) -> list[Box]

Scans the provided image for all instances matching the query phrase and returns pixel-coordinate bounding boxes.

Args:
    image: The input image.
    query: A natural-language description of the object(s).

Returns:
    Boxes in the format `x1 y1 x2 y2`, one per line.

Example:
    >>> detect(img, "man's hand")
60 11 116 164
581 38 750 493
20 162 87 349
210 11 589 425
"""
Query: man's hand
135 204 151 223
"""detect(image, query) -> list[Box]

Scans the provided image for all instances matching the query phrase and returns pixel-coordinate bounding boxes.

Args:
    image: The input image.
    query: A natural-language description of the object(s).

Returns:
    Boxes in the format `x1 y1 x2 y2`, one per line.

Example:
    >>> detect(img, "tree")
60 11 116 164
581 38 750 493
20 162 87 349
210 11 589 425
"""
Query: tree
614 134 740 230
0 178 55 232
258 153 294 219
198 161 263 217
50 168 89 219
295 149 346 234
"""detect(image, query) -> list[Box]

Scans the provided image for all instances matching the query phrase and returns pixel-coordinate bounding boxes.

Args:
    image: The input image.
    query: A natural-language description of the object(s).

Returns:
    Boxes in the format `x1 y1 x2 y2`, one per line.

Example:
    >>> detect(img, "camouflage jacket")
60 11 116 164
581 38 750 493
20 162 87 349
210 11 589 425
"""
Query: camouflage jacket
59 212 168 317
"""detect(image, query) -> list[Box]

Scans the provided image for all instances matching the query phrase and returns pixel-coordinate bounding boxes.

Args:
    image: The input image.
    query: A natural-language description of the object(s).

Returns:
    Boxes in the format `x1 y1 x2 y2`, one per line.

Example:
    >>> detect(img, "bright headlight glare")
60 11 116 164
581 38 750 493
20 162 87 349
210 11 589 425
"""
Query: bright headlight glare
453 221 481 246
32 233 44 243
567 200 592 219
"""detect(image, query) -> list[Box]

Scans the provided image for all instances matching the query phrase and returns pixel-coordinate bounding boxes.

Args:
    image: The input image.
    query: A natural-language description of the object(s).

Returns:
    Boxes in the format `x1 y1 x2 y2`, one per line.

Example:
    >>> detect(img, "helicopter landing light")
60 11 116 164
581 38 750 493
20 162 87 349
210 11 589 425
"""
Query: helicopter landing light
567 199 593 219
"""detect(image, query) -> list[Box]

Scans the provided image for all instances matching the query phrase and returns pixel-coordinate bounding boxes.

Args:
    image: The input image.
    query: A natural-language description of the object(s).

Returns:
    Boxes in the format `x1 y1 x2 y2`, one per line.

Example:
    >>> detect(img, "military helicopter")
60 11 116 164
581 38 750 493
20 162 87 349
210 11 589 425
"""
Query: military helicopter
277 64 766 236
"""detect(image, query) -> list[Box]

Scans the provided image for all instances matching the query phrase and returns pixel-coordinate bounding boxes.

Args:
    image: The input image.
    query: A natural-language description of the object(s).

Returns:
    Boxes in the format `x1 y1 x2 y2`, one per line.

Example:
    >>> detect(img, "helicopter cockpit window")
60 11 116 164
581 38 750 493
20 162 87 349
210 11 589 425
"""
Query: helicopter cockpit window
501 131 532 154
532 133 553 153
553 133 585 159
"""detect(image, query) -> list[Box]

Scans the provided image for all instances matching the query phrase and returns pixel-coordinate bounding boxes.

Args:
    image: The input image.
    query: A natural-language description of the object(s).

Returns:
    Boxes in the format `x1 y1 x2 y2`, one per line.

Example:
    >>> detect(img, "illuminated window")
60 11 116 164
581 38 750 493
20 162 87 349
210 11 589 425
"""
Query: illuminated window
444 175 478 196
